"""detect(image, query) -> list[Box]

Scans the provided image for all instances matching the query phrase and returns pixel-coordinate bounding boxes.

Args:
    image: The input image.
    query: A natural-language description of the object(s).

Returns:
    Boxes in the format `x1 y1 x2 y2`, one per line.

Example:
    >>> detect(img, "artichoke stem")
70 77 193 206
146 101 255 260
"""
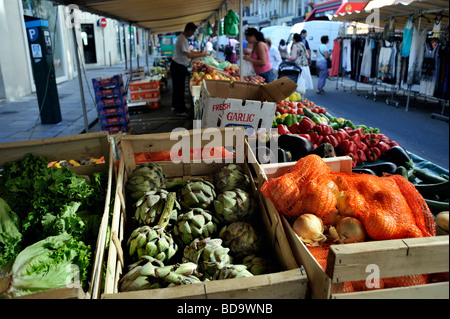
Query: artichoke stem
157 192 176 230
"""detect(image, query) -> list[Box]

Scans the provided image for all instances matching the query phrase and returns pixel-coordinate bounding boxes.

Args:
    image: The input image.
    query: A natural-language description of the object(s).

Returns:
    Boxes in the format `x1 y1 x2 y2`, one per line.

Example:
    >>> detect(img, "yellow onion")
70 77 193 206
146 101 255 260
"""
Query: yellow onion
336 217 366 244
436 211 449 232
293 214 326 246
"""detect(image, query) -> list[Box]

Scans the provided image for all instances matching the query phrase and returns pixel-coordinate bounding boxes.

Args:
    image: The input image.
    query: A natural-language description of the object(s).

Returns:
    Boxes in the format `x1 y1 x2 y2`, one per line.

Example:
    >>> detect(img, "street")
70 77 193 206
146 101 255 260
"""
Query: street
304 76 449 170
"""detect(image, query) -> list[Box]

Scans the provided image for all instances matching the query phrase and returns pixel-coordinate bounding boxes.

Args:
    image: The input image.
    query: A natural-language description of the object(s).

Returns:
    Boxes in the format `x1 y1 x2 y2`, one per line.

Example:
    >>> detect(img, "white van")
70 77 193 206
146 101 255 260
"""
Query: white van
260 26 292 49
287 21 343 71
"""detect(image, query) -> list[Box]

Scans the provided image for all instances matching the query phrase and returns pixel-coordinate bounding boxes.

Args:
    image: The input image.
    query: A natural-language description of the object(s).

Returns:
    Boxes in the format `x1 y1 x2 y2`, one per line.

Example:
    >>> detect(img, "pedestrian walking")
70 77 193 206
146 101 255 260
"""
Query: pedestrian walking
316 35 330 94
170 22 208 117
290 33 313 92
278 39 288 61
266 38 282 76
300 30 311 65
243 28 276 83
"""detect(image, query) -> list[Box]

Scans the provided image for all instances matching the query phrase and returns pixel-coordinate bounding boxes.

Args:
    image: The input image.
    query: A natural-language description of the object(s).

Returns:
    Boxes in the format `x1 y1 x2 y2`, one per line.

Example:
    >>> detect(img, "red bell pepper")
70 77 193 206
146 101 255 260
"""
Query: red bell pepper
288 122 301 134
364 133 381 147
360 142 368 152
298 117 316 133
388 140 400 147
334 130 348 143
298 133 311 141
315 124 334 136
338 140 357 156
348 134 365 150
316 134 324 146
323 134 340 149
348 127 365 138
345 152 358 168
379 134 391 144
356 149 367 163
365 147 381 162
376 141 391 154
277 124 290 135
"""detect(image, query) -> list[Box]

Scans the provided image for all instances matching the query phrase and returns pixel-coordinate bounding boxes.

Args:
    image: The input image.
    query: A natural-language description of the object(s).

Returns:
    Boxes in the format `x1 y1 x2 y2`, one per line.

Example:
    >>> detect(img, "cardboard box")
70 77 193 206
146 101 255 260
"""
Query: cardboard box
0 132 115 299
249 153 449 299
102 128 307 299
130 90 160 102
200 77 296 135
129 79 159 92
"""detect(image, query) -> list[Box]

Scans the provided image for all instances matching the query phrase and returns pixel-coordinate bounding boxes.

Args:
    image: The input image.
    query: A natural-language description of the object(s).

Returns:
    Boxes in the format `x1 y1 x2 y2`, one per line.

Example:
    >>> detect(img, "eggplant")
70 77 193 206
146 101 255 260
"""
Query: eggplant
252 146 277 164
361 162 398 177
278 134 314 161
352 168 377 175
381 145 412 168
307 143 336 158
278 148 288 163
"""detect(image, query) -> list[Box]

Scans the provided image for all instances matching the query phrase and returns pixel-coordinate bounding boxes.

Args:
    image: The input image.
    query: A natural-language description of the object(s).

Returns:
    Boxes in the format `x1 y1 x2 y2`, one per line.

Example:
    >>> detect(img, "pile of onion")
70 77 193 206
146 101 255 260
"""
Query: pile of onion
293 214 327 246
330 217 367 244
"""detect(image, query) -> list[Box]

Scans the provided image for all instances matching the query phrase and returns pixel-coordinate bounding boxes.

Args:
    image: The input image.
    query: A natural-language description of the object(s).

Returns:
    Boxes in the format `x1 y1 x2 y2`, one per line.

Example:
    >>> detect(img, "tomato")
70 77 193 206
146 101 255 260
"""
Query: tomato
297 107 304 115
290 101 296 108
309 101 315 107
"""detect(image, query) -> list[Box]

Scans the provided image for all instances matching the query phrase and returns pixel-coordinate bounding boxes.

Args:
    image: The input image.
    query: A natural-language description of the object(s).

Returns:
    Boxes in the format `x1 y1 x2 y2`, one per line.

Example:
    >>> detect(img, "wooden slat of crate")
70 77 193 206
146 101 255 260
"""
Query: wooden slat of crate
17 287 86 299
256 158 450 299
0 132 114 299
327 236 450 283
103 128 307 298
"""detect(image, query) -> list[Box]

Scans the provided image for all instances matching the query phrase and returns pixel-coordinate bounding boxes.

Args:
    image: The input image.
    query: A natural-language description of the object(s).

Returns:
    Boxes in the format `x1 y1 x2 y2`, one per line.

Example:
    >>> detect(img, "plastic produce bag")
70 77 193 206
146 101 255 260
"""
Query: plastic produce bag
241 60 254 77
224 10 239 36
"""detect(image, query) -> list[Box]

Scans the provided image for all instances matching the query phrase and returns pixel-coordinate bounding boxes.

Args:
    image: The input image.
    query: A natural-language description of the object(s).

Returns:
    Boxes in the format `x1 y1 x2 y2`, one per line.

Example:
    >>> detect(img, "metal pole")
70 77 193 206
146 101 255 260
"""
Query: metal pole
102 26 106 68
146 30 149 71
71 11 89 133
216 11 220 59
239 0 244 82
129 22 133 83
123 24 127 70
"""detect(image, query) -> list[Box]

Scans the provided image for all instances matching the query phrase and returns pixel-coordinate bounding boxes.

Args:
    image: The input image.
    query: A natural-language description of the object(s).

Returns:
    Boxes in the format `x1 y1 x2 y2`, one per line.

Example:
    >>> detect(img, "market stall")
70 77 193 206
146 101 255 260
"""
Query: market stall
331 0 449 119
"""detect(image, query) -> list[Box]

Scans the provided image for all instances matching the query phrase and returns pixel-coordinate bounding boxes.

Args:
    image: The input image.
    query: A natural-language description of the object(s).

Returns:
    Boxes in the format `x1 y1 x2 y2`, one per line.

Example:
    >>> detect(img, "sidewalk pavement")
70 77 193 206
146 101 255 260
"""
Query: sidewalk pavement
0 55 152 144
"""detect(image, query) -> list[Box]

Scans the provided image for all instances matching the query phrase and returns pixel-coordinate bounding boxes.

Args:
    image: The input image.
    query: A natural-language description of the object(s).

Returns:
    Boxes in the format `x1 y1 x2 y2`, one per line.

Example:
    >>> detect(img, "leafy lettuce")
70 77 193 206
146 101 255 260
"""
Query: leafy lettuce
1 232 91 297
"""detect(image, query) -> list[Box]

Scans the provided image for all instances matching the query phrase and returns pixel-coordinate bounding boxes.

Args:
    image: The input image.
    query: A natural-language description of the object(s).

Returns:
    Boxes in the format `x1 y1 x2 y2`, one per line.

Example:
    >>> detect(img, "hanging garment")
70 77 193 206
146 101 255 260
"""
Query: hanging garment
401 16 414 57
342 39 352 73
360 38 372 78
378 47 393 81
329 39 341 77
407 27 428 85
419 42 440 96
383 19 396 40
431 19 442 39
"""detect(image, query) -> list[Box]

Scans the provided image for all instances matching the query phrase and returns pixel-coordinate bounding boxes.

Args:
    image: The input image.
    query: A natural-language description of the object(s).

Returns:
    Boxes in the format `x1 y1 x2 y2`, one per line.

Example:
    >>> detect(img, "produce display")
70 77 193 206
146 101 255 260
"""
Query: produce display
190 58 265 86
0 153 108 298
119 162 280 292
260 154 441 291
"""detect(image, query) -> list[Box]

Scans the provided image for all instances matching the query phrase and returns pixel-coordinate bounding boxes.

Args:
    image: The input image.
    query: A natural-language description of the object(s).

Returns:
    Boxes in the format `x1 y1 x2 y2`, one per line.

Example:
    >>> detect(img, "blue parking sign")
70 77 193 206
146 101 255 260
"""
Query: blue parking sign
28 27 39 42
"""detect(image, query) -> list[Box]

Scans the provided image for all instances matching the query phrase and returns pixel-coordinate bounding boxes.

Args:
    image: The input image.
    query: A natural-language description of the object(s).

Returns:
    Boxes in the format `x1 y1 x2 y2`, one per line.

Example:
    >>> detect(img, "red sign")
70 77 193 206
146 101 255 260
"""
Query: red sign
100 18 107 28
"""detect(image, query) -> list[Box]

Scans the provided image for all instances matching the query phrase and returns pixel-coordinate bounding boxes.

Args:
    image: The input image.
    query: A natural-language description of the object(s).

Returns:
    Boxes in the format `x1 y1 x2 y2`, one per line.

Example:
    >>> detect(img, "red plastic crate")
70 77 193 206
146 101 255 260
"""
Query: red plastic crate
129 80 159 92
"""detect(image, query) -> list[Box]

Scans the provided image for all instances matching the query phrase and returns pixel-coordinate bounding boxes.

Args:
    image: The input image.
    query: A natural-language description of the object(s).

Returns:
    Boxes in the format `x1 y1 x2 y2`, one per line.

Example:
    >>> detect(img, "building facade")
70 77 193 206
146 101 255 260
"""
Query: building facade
0 0 147 102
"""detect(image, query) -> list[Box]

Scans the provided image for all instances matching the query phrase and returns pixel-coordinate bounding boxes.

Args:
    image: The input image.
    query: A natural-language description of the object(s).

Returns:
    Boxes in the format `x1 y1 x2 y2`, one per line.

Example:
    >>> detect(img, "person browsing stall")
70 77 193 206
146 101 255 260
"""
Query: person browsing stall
170 22 208 117
242 28 275 83
316 35 330 94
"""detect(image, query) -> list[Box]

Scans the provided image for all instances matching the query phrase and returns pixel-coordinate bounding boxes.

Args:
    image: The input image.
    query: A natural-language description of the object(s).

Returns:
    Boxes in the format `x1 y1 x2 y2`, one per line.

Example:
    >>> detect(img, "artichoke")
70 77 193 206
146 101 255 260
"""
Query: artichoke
119 256 201 292
173 208 218 246
213 164 251 193
182 237 233 280
213 188 256 224
179 178 216 210
134 189 181 228
127 192 178 262
212 264 254 280
126 163 165 203
219 222 262 259
242 254 278 276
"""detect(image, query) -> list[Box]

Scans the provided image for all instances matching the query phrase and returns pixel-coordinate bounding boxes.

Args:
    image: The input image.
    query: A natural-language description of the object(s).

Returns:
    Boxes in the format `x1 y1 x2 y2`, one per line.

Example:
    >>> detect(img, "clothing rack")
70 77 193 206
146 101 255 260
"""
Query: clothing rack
330 19 449 121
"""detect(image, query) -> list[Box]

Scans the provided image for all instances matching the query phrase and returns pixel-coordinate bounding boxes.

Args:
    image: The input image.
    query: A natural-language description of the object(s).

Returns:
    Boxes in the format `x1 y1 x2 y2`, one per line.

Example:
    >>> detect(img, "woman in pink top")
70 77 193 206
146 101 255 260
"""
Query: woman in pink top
243 28 276 83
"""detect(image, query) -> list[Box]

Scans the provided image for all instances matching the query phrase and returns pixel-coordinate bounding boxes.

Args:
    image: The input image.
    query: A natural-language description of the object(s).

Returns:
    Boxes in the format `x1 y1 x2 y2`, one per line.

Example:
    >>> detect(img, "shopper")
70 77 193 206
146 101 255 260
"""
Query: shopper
290 33 313 92
206 38 214 55
243 28 275 83
266 38 282 76
171 22 208 117
278 39 288 61
300 30 311 65
225 37 239 64
316 35 330 94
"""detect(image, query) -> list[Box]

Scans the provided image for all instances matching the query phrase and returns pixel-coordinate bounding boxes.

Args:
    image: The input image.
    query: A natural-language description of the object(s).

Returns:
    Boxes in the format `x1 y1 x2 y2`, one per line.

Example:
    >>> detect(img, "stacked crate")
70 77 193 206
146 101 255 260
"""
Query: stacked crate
92 75 131 134
129 79 161 109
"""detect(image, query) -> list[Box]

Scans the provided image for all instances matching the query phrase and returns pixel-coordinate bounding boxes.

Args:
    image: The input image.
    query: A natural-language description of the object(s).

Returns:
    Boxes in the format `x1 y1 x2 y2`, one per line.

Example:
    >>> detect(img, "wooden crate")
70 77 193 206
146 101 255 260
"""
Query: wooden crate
251 153 450 299
102 127 307 299
0 132 115 299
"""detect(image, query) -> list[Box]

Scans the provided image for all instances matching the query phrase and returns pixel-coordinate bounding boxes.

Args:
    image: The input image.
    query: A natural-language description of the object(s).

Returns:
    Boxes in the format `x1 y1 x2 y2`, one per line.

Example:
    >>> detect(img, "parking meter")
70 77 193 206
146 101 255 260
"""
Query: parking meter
24 15 62 124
